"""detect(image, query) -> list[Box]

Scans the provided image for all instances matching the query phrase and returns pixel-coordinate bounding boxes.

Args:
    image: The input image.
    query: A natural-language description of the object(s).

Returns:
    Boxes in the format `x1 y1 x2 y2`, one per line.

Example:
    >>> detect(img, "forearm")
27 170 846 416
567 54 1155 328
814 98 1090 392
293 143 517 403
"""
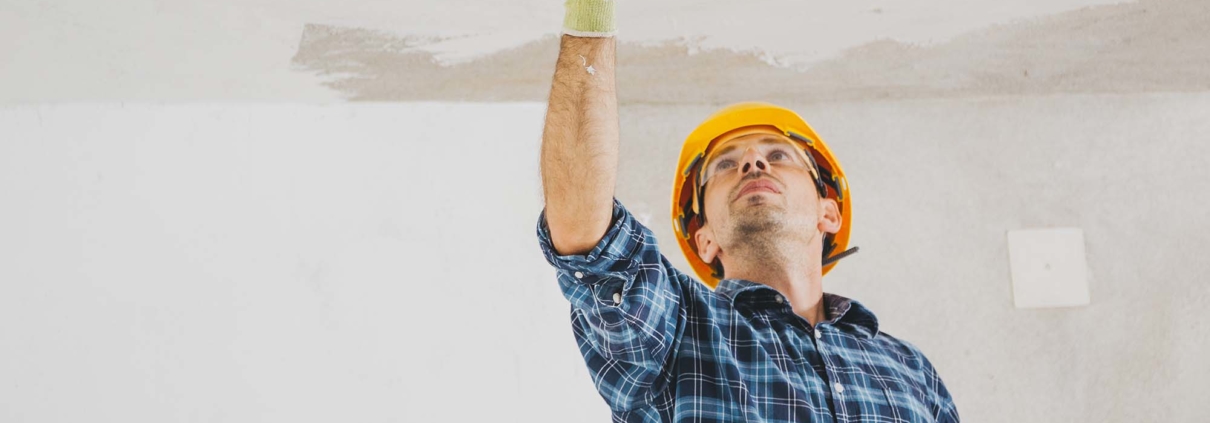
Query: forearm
540 34 619 256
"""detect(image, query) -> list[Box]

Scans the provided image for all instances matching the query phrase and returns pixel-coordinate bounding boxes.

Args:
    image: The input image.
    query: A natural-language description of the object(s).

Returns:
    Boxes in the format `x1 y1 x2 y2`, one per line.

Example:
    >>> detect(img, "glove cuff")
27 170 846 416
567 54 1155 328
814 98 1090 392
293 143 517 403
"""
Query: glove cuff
562 0 616 37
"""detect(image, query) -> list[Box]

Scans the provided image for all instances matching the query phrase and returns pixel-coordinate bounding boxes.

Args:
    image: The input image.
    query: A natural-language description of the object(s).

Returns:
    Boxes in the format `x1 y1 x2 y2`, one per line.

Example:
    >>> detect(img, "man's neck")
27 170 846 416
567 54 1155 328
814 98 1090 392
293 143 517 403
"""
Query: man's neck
723 247 827 327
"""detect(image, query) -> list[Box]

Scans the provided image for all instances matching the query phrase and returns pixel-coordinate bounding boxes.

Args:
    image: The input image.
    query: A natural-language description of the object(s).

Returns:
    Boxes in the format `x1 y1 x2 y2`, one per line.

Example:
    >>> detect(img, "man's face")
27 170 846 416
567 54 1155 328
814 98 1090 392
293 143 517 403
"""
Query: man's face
693 132 839 265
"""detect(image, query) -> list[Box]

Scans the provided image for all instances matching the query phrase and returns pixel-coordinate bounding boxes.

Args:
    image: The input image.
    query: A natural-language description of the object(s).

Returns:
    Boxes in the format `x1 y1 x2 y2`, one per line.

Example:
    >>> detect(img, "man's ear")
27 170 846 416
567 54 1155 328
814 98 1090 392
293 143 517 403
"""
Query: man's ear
694 225 721 264
818 198 842 234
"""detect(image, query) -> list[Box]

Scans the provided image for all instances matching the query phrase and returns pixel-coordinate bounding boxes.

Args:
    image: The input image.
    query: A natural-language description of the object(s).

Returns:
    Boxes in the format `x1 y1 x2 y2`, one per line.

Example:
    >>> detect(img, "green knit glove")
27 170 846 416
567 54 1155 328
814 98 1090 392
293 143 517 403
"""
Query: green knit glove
562 0 616 37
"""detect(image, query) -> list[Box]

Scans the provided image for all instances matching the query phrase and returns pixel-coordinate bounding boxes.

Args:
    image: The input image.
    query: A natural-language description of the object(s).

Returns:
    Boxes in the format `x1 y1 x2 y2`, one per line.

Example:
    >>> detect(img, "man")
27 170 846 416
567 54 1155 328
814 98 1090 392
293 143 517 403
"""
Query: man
537 1 959 421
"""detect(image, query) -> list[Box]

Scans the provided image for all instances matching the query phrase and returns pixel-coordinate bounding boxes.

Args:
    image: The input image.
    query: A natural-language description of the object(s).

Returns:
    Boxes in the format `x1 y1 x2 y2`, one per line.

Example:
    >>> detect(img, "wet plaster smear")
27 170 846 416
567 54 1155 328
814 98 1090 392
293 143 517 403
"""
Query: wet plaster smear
4 0 1206 101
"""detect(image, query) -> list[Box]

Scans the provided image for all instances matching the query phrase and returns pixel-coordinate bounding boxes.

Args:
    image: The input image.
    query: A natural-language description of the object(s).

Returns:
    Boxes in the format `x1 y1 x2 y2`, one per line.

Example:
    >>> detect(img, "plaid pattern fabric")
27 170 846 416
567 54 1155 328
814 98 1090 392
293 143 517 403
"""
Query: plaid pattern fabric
537 198 959 422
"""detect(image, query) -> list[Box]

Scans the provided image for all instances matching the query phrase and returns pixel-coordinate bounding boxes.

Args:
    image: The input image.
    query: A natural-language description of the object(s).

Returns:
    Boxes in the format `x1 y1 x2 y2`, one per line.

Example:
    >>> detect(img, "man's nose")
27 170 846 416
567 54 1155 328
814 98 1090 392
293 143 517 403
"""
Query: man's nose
740 148 768 174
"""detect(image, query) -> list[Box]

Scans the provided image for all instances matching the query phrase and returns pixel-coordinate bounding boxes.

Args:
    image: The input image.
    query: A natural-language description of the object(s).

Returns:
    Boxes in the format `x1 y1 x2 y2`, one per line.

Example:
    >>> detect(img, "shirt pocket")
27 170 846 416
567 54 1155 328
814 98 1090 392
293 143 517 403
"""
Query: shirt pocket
880 374 936 422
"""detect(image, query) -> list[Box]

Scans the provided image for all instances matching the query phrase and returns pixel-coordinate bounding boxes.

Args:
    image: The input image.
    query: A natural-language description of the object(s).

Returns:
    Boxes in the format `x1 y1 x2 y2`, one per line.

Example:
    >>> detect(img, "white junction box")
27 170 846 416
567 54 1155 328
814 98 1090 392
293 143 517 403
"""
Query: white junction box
1006 227 1091 308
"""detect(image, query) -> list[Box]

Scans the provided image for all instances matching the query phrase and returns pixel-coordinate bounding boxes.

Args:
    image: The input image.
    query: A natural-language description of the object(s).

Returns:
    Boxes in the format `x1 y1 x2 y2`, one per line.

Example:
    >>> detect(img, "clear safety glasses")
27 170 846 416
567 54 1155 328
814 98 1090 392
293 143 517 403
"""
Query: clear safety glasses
698 137 824 195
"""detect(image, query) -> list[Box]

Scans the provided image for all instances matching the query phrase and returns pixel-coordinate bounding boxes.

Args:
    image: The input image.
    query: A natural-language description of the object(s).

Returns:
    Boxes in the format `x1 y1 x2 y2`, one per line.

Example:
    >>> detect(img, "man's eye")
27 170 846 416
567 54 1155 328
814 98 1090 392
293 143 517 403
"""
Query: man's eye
769 151 788 161
715 160 736 170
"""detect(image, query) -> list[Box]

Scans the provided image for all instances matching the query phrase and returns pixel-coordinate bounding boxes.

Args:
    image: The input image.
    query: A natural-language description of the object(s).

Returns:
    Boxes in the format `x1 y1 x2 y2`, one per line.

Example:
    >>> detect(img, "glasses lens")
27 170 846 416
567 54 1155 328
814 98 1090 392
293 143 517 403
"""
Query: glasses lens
701 140 807 186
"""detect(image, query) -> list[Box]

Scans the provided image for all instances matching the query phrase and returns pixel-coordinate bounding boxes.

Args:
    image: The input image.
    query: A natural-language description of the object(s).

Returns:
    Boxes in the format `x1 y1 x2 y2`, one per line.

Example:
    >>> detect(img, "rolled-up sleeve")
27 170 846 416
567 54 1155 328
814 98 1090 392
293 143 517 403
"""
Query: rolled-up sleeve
536 198 685 410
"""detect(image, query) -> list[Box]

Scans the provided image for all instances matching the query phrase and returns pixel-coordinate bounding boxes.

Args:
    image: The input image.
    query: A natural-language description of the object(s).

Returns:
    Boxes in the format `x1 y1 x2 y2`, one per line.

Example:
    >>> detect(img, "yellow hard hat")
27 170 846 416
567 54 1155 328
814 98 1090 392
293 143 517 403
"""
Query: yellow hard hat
670 101 858 289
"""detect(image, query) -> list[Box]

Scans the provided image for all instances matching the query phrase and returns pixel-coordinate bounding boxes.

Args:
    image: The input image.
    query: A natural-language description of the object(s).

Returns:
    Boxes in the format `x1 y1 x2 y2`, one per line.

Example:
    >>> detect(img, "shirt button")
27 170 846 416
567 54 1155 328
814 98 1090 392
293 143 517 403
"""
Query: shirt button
834 383 844 394
612 291 622 305
815 330 822 340
574 271 584 279
775 295 785 304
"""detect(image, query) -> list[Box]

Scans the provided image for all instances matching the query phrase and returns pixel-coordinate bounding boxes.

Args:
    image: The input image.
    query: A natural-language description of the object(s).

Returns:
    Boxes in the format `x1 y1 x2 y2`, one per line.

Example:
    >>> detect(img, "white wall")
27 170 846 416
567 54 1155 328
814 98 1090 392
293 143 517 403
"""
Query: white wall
0 103 613 422
4 97 1210 421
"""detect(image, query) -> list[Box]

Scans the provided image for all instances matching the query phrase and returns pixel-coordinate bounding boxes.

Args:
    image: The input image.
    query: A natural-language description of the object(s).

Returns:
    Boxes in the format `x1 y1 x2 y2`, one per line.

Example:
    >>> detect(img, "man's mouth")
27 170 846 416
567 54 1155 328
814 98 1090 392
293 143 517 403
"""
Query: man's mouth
735 180 780 200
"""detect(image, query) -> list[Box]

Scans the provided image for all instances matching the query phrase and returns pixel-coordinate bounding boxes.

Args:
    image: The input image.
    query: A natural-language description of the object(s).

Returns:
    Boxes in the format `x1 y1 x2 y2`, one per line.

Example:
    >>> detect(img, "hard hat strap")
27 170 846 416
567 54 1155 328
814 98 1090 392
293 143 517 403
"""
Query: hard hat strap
822 246 860 267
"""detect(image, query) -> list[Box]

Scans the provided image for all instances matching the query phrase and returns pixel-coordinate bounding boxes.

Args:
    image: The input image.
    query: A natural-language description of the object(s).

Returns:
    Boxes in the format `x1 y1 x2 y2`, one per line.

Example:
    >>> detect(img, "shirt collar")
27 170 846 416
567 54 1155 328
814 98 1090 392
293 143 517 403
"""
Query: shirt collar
715 278 881 338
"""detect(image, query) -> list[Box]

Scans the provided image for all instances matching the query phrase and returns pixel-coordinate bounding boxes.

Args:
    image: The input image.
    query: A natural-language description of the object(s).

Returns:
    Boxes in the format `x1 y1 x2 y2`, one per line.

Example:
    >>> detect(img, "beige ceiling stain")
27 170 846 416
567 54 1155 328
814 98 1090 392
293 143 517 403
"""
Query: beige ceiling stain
291 0 1209 103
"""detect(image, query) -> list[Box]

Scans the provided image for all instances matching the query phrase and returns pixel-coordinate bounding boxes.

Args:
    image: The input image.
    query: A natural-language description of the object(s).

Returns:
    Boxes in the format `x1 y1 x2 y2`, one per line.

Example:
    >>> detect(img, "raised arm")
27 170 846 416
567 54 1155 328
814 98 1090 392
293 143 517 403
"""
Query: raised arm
540 10 619 256
535 4 688 411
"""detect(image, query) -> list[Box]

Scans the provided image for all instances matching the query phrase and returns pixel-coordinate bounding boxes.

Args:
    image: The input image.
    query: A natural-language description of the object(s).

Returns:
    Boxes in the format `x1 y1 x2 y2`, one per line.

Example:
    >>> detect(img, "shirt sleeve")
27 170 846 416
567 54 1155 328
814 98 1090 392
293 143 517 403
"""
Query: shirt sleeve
923 355 960 422
536 197 686 410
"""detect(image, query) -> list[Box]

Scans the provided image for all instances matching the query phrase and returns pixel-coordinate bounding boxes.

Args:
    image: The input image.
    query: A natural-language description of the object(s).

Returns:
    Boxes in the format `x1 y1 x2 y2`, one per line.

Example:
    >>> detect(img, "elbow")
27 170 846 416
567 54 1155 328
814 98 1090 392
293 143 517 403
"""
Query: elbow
544 202 613 256
549 225 607 256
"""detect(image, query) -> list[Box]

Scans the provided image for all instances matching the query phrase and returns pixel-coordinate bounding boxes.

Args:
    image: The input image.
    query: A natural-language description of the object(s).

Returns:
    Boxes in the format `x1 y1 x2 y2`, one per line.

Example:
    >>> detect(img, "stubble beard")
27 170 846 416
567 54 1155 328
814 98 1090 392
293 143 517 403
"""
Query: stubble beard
729 197 789 262
726 195 816 266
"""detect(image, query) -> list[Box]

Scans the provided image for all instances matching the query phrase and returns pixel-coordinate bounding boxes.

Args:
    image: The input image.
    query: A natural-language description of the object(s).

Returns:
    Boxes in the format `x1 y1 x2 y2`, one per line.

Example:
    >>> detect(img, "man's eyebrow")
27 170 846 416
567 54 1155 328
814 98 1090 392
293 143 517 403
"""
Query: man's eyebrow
710 136 792 159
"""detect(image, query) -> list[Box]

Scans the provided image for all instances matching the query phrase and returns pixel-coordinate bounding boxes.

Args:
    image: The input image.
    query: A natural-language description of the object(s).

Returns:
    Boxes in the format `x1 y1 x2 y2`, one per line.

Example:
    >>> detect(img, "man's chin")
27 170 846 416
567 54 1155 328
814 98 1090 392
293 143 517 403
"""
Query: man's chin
731 205 782 228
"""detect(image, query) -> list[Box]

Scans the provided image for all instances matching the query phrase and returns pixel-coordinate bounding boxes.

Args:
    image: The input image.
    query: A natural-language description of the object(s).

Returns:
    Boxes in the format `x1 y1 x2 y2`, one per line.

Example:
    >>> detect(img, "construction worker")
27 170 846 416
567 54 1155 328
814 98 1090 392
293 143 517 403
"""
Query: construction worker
536 1 959 421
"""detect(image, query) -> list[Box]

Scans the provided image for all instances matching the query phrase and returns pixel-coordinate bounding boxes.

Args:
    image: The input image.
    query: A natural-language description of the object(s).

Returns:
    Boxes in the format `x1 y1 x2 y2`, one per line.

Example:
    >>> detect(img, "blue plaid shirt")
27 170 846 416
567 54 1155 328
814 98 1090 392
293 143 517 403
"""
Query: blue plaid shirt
537 198 959 422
